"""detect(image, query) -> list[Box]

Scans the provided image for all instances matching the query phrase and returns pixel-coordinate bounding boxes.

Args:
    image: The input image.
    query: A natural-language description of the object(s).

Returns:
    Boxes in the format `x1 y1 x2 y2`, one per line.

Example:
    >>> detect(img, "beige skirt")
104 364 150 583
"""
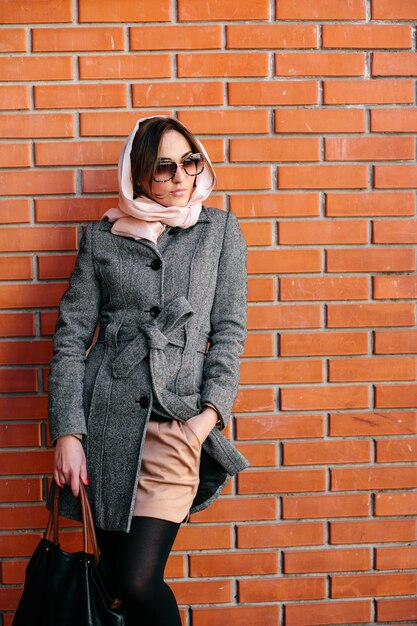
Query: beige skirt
133 414 203 523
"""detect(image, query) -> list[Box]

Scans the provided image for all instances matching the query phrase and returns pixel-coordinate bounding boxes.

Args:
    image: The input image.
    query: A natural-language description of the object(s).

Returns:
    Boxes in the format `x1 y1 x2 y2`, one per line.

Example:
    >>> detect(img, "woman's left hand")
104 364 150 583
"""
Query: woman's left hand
185 406 218 444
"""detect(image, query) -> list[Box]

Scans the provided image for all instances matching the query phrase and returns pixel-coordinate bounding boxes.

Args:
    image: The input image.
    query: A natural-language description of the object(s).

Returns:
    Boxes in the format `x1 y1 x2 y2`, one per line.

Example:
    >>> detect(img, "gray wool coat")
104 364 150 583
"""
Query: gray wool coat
46 206 249 532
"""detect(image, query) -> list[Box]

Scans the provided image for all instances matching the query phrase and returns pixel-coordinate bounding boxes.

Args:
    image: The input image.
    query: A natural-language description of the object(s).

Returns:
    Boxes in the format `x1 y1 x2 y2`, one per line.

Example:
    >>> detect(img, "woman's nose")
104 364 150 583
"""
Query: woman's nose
173 164 186 182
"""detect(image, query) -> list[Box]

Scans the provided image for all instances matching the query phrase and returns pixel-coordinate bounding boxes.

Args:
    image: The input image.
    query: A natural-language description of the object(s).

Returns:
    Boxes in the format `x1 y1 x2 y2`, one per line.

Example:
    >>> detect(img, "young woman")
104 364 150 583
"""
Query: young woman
47 116 248 625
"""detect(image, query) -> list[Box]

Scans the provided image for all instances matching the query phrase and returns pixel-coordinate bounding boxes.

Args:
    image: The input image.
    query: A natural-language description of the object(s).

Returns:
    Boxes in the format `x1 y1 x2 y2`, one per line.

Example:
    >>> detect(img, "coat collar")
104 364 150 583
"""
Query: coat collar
98 205 211 231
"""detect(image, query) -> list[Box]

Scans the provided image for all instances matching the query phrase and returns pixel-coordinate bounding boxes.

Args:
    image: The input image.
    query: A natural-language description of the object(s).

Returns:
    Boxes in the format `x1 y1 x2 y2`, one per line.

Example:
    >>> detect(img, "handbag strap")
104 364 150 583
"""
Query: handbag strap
45 481 101 564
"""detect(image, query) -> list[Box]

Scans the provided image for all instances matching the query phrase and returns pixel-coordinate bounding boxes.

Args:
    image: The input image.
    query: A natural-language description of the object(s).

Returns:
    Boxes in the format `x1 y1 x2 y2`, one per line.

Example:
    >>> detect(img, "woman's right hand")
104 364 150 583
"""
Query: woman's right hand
54 435 88 497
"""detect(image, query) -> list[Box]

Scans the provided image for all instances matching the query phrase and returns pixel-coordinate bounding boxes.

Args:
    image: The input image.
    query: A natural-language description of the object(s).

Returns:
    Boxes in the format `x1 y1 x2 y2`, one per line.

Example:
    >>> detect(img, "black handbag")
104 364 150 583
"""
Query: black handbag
12 480 126 626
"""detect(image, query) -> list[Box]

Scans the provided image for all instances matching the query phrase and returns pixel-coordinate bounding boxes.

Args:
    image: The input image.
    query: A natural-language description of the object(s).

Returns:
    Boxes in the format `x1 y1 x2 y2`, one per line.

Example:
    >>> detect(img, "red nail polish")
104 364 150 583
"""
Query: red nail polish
85 478 89 485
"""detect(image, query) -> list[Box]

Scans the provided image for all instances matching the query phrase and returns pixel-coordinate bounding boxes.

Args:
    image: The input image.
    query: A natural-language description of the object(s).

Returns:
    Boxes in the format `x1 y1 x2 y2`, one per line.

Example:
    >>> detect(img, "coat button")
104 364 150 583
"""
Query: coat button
150 258 162 270
149 306 161 318
139 395 150 408
168 227 180 235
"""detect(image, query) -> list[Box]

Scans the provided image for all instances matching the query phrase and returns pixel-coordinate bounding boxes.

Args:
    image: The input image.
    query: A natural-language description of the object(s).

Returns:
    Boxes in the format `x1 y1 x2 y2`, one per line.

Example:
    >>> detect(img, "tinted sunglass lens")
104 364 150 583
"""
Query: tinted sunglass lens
154 162 177 181
183 154 204 176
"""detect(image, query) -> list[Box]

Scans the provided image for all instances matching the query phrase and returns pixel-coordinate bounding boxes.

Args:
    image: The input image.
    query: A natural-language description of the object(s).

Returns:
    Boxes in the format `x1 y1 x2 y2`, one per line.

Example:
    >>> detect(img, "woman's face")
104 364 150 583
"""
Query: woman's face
149 130 196 208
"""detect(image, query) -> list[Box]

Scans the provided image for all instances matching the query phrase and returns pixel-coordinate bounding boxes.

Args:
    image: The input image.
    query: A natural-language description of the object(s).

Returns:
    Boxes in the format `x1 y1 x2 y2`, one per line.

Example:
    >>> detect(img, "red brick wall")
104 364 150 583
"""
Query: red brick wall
1 1 417 624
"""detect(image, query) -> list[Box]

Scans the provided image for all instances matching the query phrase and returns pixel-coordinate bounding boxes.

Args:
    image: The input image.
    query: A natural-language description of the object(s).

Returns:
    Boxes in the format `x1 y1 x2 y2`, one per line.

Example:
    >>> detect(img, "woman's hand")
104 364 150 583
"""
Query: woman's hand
54 435 88 498
186 406 219 444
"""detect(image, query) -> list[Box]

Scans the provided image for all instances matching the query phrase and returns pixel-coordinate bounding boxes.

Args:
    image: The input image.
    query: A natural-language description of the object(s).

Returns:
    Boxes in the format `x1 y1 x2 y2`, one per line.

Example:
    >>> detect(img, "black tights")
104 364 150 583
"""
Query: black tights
95 516 182 626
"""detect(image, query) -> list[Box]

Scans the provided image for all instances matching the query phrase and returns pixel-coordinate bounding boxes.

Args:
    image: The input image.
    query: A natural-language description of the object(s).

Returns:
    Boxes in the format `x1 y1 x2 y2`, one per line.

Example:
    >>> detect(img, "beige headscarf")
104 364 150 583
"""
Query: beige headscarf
103 116 216 244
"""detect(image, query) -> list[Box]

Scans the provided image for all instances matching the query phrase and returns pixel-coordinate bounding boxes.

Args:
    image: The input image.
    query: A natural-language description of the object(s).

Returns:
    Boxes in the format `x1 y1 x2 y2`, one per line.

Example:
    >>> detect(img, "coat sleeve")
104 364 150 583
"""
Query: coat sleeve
48 224 101 445
200 210 248 429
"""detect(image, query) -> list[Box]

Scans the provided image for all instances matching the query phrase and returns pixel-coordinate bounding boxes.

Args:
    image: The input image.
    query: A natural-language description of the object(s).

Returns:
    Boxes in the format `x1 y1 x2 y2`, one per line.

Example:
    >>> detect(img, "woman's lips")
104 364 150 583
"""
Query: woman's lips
170 189 187 196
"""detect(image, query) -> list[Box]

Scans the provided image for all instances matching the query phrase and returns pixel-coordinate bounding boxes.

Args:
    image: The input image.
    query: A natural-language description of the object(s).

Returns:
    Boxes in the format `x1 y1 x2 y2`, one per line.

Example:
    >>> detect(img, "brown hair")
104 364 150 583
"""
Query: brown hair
130 117 214 198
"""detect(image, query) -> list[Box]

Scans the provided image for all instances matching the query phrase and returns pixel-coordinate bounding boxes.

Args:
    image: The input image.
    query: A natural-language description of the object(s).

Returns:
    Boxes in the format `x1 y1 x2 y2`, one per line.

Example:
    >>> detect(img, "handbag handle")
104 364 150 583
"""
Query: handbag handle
45 481 101 565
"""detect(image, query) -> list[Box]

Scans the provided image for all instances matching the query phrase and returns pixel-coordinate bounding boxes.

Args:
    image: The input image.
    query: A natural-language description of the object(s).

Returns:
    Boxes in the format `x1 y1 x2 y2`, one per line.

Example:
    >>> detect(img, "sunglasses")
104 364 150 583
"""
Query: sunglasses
153 153 205 183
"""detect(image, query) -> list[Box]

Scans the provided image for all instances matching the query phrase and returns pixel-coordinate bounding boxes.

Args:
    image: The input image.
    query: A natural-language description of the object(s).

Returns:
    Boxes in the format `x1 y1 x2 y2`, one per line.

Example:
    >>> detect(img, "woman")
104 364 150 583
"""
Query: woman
47 116 248 625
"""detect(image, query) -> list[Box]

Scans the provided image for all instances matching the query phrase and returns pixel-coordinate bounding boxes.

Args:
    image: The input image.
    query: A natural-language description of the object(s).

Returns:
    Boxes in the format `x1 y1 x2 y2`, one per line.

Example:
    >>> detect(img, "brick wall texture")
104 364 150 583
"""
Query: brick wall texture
1 0 417 624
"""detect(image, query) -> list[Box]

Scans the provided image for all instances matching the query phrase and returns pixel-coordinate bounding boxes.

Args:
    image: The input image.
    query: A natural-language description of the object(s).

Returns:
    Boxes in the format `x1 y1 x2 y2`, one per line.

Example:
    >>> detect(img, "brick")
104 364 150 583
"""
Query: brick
329 357 417 382
35 140 122 166
0 396 47 421
372 108 417 132
0 588 22 611
0 56 72 81
0 532 42 557
0 450 53 473
79 54 171 79
374 219 417 244
179 0 270 20
374 276 417 299
0 478 41 503
32 26 124 51
240 222 272 246
35 197 115 222
178 53 269 78
332 466 417 491
332 573 417 599
281 331 368 357
283 440 371 466
324 79 414 105
1 171 75 196
0 0 72 23
330 411 417 436
327 248 414 272
34 84 126 109
376 492 417 516
0 256 32 280
0 28 26 51
0 284 67 309
373 52 417 77
283 494 370 520
327 304 415 328
214 166 272 191
238 469 326 494
376 384 417 409
236 414 325 440
281 385 369 411
190 551 277 577
132 82 224 107
248 249 321 274
326 192 415 217
231 193 320 218
248 304 321 330
192 605 280 626
331 519 417 544
0 424 40 447
282 277 368 301
280 221 367 245
0 313 34 337
39 311 58 335
130 25 221 50
0 85 29 110
0 370 38 393
377 598 417 623
236 443 276 467
373 0 417 19
377 439 417 463
276 0 366 19
279 165 368 189
375 165 417 189
227 24 317 49
0 113 74 138
275 109 365 133
0 504 50 529
229 80 318 106
375 330 417 354
81 169 117 193
376 546 417 571
238 522 324 548
191 497 277 523
179 110 269 134
276 53 365 77
78 0 171 22
171 580 232 605
80 111 172 136
285 601 371 626
234 388 275 413
0 227 77 252
285 548 371 574
239 576 325 602
247 279 275 303
0 143 31 168
323 24 412 49
0 340 52 365
38 255 76 279
325 136 414 161
230 138 319 162
244 332 275 357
